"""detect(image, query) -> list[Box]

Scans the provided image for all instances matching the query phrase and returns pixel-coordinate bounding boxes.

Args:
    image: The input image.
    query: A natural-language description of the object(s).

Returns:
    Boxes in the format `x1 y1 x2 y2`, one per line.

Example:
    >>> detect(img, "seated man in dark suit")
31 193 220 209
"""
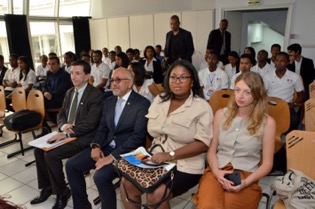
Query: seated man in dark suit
42 56 73 123
30 60 104 209
66 68 151 209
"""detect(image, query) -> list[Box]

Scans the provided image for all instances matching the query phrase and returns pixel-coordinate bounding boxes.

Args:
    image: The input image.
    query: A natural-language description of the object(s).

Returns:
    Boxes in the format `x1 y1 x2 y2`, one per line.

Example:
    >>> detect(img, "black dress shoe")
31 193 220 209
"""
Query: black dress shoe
30 187 52 205
52 187 71 209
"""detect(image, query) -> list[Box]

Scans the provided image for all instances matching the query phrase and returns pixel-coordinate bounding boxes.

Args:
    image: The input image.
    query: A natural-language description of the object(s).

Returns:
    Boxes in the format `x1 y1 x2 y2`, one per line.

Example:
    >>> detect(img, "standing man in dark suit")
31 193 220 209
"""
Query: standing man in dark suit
66 68 150 209
164 15 194 65
287 43 315 100
30 60 104 209
207 19 231 65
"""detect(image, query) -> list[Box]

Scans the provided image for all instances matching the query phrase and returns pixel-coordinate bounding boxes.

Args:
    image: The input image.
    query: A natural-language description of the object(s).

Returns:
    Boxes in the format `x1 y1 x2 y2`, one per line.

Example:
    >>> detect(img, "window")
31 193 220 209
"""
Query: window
13 0 23 14
59 24 75 55
59 0 90 17
0 21 9 65
0 0 8 15
30 0 55 16
29 22 59 65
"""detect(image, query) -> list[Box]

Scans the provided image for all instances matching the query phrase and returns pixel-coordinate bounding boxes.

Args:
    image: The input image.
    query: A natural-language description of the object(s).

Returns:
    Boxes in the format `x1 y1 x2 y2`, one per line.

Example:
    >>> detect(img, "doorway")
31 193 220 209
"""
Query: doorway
224 7 291 57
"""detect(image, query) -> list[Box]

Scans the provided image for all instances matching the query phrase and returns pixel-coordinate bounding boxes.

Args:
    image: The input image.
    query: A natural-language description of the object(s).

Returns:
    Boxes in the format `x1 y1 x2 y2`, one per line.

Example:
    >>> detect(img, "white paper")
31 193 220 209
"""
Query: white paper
28 131 75 150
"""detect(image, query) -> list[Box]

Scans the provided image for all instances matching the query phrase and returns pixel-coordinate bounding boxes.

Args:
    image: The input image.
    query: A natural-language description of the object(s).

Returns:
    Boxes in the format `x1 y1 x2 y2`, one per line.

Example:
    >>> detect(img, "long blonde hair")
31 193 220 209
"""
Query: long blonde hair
223 71 268 136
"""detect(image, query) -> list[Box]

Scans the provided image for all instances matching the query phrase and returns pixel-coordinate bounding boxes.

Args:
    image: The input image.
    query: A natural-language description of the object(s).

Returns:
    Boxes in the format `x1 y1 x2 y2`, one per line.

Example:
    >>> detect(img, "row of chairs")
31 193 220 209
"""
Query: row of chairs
0 86 46 159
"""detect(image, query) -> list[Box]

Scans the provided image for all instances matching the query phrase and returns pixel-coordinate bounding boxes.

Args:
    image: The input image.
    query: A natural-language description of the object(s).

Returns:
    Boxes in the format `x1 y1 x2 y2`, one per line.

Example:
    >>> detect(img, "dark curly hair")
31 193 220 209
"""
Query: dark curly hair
160 60 203 102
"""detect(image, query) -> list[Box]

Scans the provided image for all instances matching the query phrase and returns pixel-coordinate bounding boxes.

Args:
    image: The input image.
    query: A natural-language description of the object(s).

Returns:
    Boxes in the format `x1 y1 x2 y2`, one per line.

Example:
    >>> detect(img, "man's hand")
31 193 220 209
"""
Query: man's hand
63 124 75 134
44 92 52 100
91 147 102 161
46 133 66 144
95 155 114 170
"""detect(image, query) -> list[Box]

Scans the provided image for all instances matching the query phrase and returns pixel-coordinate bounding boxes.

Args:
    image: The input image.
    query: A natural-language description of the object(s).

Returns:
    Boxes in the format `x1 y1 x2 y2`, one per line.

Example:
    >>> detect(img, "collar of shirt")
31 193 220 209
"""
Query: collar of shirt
143 57 157 62
117 89 132 109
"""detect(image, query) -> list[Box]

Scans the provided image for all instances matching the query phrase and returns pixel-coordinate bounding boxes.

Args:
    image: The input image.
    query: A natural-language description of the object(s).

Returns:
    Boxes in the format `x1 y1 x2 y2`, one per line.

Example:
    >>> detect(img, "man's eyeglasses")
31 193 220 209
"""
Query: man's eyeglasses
169 75 191 83
110 78 131 84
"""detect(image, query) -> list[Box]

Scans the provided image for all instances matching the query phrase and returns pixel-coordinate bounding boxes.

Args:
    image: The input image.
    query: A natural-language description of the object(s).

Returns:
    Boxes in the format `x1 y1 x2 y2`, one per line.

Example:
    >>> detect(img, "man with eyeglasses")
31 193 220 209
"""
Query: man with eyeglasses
66 68 151 209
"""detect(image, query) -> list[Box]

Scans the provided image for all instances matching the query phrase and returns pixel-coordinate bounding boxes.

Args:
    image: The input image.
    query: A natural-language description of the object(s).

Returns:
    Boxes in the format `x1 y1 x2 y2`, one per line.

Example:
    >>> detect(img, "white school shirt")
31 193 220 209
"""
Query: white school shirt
224 63 237 88
263 69 304 103
3 67 20 91
132 79 155 103
198 67 229 100
91 62 111 87
36 65 49 77
250 62 273 77
199 61 223 72
18 70 36 89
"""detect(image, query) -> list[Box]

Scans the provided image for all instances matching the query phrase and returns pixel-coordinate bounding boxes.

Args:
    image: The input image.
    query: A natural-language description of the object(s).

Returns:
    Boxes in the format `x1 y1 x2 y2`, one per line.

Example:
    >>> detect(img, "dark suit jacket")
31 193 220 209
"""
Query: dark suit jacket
164 28 194 63
287 56 315 100
57 84 104 148
42 68 73 108
140 59 164 84
207 29 231 56
92 90 150 159
0 66 7 86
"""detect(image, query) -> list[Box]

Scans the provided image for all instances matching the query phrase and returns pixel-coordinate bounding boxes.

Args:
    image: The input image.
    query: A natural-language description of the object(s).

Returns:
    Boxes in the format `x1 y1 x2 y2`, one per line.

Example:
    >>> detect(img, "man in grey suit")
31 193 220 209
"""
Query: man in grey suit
30 60 104 209
65 68 151 209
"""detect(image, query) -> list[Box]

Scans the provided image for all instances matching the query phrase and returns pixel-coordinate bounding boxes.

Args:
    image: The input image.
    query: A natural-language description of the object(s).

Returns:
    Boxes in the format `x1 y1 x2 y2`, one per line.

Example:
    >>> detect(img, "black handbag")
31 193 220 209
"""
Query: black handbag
4 109 42 131
115 144 176 209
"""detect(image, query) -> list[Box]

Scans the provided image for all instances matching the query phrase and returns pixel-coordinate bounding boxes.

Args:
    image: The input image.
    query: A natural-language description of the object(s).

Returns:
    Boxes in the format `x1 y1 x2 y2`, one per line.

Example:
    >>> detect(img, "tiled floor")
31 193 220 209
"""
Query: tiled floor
0 127 279 209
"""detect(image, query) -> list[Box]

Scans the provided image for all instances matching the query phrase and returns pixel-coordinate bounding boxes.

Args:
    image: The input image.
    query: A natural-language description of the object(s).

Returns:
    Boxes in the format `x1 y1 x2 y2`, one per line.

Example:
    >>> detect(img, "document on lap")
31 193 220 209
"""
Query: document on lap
28 131 77 151
120 147 176 170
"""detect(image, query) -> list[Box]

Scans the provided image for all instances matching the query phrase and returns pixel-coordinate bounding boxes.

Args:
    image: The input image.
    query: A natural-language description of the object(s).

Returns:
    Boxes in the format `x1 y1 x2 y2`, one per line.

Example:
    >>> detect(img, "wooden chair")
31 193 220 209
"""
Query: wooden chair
273 130 315 209
11 87 27 111
304 98 315 131
2 90 46 158
266 97 290 153
0 86 6 136
208 89 234 115
0 87 27 148
156 83 164 93
0 86 5 118
309 82 315 99
259 97 291 209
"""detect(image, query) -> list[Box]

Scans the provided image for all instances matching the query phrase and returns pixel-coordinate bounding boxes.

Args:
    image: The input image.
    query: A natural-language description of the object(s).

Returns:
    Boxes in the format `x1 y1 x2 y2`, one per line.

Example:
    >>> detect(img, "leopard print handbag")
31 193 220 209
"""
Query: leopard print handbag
115 158 174 193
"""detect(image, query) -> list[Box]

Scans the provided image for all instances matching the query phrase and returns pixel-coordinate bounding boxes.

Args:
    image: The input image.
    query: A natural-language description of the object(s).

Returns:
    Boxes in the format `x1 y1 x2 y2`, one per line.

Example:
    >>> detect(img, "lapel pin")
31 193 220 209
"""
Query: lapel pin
80 102 84 105
127 102 130 105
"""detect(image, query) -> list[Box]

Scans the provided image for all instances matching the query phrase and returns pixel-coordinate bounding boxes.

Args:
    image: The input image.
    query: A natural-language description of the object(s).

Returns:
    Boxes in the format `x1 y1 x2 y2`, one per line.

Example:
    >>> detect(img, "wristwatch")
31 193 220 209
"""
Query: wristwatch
169 151 175 161
90 143 100 149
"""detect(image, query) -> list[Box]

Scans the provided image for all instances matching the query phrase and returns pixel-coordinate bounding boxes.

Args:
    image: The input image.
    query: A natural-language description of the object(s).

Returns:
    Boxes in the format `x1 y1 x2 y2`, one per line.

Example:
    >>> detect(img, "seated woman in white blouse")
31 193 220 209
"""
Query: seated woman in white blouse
140 45 164 84
17 56 36 93
128 62 161 103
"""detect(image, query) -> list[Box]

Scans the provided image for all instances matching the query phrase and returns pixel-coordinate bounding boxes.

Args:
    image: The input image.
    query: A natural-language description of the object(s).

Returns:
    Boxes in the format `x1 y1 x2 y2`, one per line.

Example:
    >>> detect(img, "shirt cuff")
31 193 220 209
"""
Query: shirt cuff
110 154 116 161
60 124 66 132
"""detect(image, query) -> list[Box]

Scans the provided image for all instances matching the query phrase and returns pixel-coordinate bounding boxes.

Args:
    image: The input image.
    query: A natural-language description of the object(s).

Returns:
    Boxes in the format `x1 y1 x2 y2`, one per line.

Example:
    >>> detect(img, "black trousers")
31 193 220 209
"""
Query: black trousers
66 146 117 209
34 140 85 194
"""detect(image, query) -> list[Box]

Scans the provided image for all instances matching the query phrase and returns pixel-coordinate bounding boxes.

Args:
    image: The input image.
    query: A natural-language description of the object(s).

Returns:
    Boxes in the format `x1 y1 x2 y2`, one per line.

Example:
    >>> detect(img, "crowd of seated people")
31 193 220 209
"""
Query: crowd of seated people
0 14 314 209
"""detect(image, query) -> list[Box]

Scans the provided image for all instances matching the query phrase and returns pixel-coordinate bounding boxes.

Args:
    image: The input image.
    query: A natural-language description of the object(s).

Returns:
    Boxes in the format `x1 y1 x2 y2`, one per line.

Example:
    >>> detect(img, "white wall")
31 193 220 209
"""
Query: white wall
89 10 213 68
90 0 315 62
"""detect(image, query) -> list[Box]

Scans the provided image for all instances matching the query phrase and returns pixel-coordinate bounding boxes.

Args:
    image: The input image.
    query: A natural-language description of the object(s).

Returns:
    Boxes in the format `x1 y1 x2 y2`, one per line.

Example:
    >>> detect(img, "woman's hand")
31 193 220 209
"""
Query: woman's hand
150 152 172 164
212 169 236 190
226 180 247 193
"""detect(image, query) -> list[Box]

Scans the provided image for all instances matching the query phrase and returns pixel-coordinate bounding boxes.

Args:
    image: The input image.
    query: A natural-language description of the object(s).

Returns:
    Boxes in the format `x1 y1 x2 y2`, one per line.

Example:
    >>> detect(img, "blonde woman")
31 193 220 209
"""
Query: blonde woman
195 71 275 209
